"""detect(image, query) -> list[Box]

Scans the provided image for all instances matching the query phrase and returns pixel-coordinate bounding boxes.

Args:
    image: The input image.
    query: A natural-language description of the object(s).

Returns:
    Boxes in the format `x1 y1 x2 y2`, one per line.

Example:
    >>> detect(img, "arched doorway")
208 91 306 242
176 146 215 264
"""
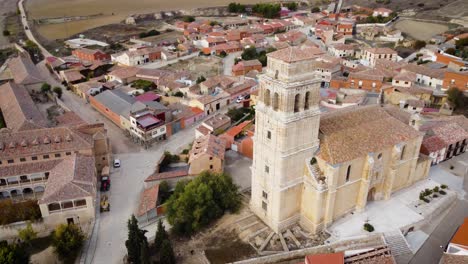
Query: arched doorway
23 188 33 194
367 187 376 201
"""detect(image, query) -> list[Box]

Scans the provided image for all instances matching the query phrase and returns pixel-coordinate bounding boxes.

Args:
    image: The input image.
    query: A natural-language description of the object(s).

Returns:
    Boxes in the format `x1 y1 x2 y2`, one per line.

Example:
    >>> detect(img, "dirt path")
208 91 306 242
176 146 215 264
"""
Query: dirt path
0 0 17 46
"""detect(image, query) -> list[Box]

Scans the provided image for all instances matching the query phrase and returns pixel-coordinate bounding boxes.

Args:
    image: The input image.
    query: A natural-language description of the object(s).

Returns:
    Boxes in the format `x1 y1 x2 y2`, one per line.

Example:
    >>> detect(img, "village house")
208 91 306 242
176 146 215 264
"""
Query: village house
392 71 417 88
3 54 44 92
195 113 231 138
346 69 385 91
361 47 398 67
444 218 468 257
111 47 162 66
443 71 468 91
328 43 357 58
373 7 393 17
189 91 232 115
223 79 258 100
72 48 110 62
315 24 345 46
219 120 254 159
210 41 243 56
275 30 307 46
232 60 263 76
188 134 226 175
199 75 237 95
401 64 446 90
421 121 468 162
0 82 110 227
314 56 342 88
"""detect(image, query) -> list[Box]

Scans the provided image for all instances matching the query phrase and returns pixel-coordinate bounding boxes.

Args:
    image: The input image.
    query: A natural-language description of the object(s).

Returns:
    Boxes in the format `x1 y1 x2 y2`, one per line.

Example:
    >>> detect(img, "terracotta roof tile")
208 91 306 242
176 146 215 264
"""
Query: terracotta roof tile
318 105 421 164
39 154 96 204
189 134 226 162
0 82 47 132
267 46 324 63
137 184 159 217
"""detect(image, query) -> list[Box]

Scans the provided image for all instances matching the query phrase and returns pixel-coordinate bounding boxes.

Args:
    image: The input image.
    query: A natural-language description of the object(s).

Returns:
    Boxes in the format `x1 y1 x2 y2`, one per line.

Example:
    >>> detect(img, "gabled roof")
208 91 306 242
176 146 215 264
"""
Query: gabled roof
0 82 47 132
7 55 44 85
39 154 96 204
318 105 421 164
450 218 468 249
268 46 324 63
137 184 159 217
189 134 226 163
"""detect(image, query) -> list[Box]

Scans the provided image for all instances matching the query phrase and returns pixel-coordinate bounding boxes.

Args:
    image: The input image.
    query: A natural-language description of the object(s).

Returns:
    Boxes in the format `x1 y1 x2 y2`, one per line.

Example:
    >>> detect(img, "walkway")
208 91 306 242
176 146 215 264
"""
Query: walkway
17 0 52 57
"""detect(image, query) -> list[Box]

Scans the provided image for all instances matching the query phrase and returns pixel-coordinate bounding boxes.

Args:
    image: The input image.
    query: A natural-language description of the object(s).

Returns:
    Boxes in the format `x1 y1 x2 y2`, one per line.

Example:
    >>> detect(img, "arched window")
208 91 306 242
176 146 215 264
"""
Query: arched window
346 165 351 182
304 92 310 110
264 89 271 106
294 94 301 112
401 145 406 160
273 92 279 111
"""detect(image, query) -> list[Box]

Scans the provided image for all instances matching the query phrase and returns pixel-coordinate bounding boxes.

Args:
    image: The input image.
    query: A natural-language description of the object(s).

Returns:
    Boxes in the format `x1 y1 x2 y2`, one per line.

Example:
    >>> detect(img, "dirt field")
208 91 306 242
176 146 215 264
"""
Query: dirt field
394 19 450 40
162 56 223 79
0 0 19 46
25 0 269 40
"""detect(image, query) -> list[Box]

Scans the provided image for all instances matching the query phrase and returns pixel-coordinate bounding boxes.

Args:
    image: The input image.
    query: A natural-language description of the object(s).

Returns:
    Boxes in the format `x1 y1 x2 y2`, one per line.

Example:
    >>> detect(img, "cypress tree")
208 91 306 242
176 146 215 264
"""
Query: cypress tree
160 239 176 264
126 215 147 263
154 219 168 253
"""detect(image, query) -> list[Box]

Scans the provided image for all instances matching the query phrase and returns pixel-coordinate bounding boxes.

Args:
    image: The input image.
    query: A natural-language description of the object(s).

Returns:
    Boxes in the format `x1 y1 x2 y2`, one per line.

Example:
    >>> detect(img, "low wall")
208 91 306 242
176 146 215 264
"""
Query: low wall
232 234 385 264
0 220 51 241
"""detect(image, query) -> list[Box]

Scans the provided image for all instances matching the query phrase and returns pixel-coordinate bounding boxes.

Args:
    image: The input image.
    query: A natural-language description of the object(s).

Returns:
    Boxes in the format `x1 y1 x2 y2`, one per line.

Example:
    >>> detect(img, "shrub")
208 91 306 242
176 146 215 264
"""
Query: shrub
0 240 30 264
173 91 184 97
423 198 430 203
52 224 85 261
182 149 189 155
0 200 41 225
433 194 438 198
310 157 317 165
182 16 195 23
433 186 439 193
53 87 62 99
363 223 374 232
18 222 37 244
166 171 241 236
41 83 51 93
439 190 446 195
196 75 206 84
441 184 448 189
132 79 154 91
311 6 320 13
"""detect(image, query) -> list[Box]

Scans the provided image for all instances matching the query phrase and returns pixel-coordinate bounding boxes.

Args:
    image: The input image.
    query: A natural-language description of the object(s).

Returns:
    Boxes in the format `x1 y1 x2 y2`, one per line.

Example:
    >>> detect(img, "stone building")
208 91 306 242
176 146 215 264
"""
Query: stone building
250 46 431 234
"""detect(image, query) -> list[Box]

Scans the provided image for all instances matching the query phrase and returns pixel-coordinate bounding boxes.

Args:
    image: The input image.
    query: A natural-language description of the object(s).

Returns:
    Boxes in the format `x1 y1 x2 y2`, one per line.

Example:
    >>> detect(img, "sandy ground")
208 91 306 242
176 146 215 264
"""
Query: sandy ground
162 56 223 79
393 20 449 41
0 0 17 46
25 0 269 40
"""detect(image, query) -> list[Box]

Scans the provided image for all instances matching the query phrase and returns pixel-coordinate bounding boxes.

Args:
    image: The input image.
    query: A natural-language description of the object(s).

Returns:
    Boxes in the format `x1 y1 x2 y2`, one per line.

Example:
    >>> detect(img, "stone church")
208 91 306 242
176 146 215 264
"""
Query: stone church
250 46 432 234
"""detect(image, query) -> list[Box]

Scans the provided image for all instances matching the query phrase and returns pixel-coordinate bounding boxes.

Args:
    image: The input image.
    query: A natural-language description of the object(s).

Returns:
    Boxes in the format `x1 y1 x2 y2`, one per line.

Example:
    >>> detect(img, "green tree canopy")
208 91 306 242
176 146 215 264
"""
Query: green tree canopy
154 219 169 253
41 83 51 93
52 224 85 261
160 239 176 264
18 222 37 244
53 87 63 99
166 171 241 236
447 87 468 109
182 16 195 23
0 241 29 264
228 2 246 13
125 215 149 264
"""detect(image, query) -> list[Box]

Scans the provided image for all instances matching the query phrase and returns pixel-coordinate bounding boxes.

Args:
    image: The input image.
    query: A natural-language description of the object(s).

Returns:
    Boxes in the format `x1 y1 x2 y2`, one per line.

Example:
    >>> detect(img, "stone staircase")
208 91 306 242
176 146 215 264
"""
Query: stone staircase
383 231 413 264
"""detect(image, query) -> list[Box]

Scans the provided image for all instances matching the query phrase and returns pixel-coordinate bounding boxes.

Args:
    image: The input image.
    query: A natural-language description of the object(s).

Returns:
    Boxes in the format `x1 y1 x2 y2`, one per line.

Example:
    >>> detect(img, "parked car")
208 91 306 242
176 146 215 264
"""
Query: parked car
236 94 250 103
101 176 110 191
113 159 121 168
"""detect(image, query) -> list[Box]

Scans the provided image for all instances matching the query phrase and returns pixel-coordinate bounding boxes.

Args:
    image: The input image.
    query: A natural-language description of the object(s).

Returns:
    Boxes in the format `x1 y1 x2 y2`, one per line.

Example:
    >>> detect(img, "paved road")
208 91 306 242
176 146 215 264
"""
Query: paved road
17 0 51 57
223 51 242 76
410 160 468 264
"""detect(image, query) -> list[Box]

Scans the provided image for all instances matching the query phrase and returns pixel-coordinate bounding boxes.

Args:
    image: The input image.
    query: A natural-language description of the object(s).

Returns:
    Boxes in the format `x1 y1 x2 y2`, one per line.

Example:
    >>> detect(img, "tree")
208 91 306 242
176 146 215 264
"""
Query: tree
182 16 195 23
241 47 258 60
52 224 85 261
447 87 467 109
311 6 321 13
166 171 241 236
125 215 148 264
228 2 246 13
196 75 206 84
445 48 456 55
455 37 468 49
285 2 298 11
173 91 184 97
0 241 30 264
53 87 63 99
132 79 154 91
18 222 37 244
160 239 176 264
413 40 426 50
41 83 51 93
154 219 169 253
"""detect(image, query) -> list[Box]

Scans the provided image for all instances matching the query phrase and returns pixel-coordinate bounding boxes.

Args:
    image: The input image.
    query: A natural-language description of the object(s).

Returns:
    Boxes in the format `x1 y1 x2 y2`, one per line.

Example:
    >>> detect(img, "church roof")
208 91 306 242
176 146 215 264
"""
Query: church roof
318 105 422 164
267 46 324 63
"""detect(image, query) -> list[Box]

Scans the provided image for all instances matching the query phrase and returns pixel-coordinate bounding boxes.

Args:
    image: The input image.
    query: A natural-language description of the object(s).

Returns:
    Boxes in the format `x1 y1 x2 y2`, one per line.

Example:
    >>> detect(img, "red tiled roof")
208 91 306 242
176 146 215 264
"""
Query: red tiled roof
144 169 189 182
137 184 159 217
305 252 344 264
135 92 160 102
225 121 251 137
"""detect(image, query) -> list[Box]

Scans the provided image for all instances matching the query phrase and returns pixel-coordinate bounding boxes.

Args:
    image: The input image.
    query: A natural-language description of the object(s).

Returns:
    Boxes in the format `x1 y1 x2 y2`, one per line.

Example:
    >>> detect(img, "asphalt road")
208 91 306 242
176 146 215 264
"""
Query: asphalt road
409 167 468 264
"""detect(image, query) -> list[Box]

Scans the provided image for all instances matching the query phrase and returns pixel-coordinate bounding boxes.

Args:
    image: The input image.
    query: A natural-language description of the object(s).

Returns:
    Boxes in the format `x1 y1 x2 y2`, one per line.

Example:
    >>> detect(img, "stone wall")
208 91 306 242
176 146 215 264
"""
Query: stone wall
232 233 385 264
0 220 51 241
